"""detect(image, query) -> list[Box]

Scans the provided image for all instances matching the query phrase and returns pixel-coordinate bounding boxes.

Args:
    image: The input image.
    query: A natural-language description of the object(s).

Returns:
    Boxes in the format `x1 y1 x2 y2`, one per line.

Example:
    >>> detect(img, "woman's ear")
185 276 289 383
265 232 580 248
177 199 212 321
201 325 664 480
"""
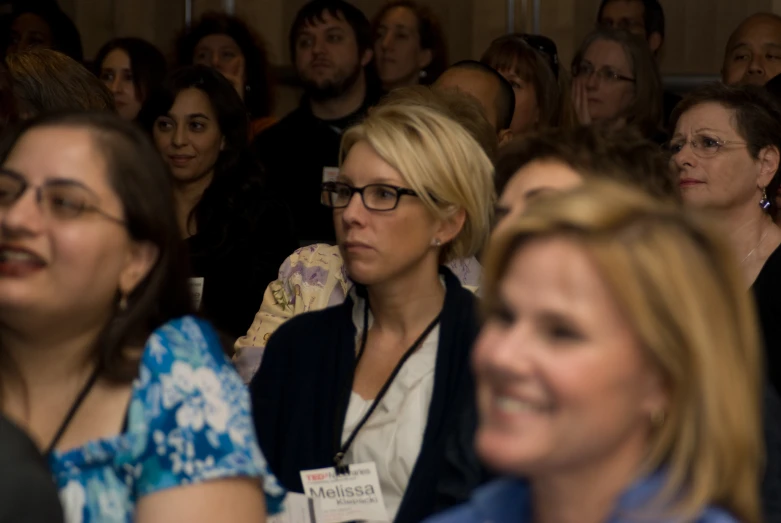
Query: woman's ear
436 207 467 246
119 241 159 297
757 145 780 189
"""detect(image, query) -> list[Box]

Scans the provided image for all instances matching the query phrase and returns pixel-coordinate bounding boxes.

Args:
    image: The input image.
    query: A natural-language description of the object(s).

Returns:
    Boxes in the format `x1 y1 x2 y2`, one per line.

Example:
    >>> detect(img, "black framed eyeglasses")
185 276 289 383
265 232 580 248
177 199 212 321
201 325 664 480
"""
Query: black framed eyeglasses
0 168 126 225
572 62 635 83
320 181 419 211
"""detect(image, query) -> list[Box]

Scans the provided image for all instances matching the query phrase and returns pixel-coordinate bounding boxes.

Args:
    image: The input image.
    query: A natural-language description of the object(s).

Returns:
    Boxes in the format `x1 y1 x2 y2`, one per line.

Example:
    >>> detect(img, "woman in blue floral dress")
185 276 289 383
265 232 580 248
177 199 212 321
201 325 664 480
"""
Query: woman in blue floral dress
0 111 284 522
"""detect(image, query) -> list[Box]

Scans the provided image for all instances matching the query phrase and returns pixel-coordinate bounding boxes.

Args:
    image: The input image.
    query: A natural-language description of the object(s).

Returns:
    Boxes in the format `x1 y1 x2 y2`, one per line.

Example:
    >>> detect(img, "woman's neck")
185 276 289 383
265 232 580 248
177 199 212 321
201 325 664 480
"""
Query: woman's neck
531 431 649 523
365 258 444 340
714 203 781 285
0 317 104 407
173 172 213 239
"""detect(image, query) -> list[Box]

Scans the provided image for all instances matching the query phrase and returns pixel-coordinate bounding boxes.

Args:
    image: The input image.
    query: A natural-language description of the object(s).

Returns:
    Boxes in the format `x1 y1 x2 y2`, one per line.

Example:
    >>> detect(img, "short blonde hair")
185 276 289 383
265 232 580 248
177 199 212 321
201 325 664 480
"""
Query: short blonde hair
340 102 495 262
482 180 762 523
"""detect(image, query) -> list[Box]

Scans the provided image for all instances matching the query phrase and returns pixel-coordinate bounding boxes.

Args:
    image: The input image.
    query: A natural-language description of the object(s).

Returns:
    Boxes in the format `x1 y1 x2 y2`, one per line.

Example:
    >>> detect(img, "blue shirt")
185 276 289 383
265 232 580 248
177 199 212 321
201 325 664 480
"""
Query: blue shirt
50 316 285 522
424 473 739 523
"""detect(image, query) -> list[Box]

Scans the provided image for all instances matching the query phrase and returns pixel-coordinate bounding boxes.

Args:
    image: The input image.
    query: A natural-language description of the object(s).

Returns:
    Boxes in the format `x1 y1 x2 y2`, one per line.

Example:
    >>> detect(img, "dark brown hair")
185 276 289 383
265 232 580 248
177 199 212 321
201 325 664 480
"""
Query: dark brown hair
0 63 18 129
670 83 781 218
5 49 114 118
94 37 168 106
481 34 561 128
372 0 448 85
572 28 662 137
0 112 193 382
495 124 677 201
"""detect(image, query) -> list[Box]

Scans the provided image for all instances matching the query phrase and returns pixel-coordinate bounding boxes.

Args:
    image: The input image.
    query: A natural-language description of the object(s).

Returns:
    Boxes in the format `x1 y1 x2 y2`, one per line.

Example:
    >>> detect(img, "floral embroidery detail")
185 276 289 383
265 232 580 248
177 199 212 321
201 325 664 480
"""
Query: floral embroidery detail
50 317 285 522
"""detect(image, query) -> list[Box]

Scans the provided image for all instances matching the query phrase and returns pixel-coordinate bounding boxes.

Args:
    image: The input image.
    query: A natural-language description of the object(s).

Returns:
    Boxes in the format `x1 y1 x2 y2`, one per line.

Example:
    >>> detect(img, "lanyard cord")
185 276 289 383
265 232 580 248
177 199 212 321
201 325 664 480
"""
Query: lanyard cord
44 365 101 458
333 297 440 472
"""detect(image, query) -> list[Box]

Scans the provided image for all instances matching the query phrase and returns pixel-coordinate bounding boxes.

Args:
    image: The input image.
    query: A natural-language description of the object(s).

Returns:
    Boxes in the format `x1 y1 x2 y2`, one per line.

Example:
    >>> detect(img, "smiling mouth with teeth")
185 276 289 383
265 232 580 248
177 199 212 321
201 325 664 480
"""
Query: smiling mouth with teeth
495 396 546 413
0 250 45 265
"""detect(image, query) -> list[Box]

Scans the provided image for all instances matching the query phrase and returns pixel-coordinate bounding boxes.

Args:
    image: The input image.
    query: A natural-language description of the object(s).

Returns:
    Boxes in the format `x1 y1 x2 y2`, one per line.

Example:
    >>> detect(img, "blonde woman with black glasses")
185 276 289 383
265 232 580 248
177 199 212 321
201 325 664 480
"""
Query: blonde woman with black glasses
250 101 495 523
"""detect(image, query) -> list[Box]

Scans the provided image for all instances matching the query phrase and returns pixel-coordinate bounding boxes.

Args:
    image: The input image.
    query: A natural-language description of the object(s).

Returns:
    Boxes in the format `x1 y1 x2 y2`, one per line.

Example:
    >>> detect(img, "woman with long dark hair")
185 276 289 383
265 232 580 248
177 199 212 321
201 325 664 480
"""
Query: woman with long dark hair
0 111 283 521
93 37 167 122
141 65 297 342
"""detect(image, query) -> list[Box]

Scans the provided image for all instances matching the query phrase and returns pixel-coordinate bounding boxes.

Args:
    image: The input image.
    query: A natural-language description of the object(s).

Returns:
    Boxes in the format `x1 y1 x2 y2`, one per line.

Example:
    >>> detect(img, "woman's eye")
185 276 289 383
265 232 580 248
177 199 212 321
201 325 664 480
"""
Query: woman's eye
155 120 173 131
100 72 114 82
189 121 205 131
701 137 719 148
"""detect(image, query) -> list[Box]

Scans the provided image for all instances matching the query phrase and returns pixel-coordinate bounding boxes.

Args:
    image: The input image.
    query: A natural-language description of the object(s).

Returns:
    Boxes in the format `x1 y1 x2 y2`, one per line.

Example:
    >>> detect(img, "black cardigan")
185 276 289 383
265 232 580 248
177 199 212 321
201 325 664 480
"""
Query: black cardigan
250 267 480 522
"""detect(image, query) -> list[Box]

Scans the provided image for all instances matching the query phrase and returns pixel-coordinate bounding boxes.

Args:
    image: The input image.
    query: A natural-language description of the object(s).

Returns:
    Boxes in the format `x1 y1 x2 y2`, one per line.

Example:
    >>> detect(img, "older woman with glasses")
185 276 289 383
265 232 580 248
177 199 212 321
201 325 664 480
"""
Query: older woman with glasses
670 84 781 401
250 101 495 523
570 28 664 141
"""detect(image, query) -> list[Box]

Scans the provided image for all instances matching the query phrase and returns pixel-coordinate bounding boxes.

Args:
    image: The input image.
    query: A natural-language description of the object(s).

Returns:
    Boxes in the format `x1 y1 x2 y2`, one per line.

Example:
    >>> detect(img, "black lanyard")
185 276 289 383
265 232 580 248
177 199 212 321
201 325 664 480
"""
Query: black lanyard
333 298 441 473
44 365 101 458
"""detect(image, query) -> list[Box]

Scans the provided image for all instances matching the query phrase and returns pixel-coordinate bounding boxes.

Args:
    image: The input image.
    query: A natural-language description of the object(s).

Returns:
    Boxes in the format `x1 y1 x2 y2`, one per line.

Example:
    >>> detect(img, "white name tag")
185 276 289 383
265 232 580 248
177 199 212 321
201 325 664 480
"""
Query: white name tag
300 462 389 523
322 167 340 183
189 277 204 310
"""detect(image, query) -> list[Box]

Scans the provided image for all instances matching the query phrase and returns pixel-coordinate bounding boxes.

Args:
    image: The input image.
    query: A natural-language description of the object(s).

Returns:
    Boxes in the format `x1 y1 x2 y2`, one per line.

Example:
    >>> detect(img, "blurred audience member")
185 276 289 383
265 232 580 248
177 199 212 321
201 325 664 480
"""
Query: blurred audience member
481 35 560 135
0 415 64 522
93 38 167 122
596 0 680 125
722 13 781 87
434 60 514 144
234 86 495 382
427 181 763 523
0 111 283 521
251 101 494 522
571 28 663 141
141 66 297 341
5 4 82 62
6 49 114 118
175 12 275 137
372 0 447 91
253 0 377 245
493 124 676 235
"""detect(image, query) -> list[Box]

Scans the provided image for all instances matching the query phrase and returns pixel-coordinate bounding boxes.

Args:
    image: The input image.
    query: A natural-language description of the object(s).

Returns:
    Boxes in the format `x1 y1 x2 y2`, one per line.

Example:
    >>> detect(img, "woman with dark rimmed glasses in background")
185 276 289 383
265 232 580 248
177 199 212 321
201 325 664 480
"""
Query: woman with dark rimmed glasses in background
249 101 495 523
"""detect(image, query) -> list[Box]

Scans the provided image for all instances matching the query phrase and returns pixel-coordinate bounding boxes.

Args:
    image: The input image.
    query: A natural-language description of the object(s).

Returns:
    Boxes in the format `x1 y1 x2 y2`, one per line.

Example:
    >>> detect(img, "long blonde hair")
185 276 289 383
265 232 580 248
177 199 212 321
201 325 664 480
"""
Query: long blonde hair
340 102 495 262
482 180 762 523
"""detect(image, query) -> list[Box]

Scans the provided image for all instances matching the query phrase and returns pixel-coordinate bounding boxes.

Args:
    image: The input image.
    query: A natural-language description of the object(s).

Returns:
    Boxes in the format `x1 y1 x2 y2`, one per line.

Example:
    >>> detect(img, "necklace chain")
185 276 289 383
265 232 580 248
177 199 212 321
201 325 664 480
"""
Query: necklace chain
741 229 770 265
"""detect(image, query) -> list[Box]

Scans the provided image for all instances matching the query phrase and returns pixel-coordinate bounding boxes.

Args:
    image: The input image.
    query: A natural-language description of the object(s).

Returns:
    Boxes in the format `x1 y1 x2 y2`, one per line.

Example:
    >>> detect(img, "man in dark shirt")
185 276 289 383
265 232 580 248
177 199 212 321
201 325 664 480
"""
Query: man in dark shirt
253 0 376 246
722 13 781 87
596 0 680 126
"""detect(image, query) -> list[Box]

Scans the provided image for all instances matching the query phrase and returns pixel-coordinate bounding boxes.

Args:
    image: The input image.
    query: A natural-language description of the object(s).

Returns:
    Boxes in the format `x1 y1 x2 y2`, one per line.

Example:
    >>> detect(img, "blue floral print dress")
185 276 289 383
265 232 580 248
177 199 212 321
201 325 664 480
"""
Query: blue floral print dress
49 316 285 522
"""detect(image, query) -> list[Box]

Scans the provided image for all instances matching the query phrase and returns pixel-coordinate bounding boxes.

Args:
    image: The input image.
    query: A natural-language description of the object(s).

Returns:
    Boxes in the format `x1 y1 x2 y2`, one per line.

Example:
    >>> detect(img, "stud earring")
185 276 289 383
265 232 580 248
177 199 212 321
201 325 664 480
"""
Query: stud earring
118 293 128 311
760 187 772 212
431 238 442 247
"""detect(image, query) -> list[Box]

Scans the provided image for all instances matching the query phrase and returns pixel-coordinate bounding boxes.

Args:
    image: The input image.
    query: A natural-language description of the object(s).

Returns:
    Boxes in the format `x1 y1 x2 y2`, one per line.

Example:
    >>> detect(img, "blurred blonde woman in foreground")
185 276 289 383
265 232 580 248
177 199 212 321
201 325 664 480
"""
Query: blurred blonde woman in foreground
427 181 762 523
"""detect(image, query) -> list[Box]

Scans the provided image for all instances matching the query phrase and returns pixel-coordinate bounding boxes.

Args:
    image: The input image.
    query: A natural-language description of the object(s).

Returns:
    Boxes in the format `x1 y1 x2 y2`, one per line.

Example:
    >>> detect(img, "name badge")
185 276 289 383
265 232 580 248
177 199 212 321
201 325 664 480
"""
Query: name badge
322 167 339 183
189 277 204 310
300 462 389 523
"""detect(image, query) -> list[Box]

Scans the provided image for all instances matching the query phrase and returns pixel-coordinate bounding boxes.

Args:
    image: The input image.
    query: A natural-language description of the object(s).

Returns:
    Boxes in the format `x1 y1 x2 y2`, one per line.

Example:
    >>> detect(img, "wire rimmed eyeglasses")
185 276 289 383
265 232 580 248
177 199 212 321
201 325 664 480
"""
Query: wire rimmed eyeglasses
0 168 126 224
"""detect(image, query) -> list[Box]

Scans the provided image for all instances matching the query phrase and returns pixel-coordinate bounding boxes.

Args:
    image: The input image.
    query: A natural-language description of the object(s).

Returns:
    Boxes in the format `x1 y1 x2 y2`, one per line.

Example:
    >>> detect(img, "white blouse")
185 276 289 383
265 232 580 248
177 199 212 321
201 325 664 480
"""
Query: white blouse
341 290 440 522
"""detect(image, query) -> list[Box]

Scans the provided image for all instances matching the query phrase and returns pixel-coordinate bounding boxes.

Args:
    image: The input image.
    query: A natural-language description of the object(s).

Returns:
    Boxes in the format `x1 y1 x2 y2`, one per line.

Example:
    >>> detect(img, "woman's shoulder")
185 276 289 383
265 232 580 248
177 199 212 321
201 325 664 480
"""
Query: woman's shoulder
141 315 226 370
423 479 530 523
